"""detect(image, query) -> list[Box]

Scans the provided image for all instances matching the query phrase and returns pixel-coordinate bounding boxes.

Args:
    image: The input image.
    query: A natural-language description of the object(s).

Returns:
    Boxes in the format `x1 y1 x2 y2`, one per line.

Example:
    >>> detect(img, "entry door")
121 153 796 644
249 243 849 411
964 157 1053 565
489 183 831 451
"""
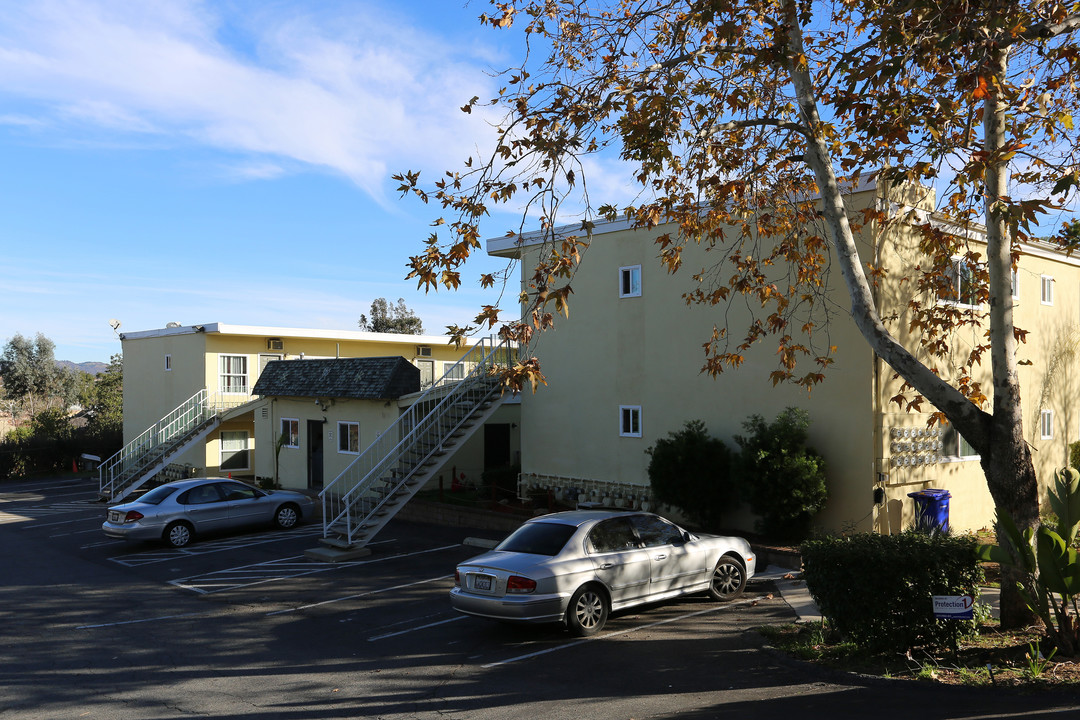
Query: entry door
307 420 324 490
484 424 512 469
417 360 435 388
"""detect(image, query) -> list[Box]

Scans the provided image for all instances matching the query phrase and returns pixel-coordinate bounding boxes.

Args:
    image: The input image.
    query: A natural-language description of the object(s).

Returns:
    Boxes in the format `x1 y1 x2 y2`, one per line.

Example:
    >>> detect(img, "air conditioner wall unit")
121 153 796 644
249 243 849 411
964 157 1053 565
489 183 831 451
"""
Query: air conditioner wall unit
267 338 284 350
416 346 432 357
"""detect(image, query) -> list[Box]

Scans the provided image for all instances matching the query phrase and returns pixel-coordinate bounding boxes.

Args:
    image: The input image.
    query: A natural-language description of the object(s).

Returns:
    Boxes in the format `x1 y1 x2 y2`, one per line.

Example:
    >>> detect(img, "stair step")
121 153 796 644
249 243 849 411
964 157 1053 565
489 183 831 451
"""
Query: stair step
319 535 355 549
305 545 372 562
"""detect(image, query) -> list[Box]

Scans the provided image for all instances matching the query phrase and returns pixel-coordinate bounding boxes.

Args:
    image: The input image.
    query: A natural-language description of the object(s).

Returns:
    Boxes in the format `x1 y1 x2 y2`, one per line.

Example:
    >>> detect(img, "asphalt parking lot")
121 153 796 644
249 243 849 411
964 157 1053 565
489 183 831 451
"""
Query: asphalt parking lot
3 475 1080 720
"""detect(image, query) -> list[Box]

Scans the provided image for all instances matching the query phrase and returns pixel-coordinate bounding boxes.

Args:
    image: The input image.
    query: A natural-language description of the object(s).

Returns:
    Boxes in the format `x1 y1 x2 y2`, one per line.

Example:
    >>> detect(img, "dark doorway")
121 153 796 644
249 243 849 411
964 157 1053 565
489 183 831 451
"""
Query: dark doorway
307 419 324 490
484 424 511 469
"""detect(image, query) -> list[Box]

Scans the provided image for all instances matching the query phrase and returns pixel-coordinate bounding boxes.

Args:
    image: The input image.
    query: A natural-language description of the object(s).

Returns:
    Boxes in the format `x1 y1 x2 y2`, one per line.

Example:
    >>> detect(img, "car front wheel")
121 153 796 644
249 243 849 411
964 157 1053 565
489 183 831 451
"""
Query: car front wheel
164 521 194 548
708 556 746 601
567 585 609 637
274 503 300 529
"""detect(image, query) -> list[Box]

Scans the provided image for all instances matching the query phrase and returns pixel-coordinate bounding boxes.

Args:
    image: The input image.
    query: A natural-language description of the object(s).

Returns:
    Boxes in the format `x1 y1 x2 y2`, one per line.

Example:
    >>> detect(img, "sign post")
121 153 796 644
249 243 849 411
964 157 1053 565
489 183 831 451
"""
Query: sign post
932 594 975 657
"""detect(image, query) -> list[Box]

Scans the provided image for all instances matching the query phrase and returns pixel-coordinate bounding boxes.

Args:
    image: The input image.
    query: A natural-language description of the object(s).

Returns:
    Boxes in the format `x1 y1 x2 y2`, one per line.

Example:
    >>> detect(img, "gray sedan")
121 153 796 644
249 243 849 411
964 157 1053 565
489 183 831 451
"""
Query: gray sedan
102 478 316 548
450 510 756 636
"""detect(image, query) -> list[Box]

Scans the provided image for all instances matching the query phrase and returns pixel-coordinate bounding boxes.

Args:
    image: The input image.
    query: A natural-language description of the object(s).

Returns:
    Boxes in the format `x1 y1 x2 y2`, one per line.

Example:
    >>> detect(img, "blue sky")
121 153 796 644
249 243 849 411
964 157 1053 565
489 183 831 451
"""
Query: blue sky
0 0 531 363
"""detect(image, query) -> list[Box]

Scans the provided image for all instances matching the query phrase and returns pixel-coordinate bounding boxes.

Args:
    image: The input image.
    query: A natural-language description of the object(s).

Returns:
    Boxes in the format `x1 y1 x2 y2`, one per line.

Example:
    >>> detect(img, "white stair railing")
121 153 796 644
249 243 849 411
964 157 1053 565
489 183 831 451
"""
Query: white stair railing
320 337 514 546
98 390 251 500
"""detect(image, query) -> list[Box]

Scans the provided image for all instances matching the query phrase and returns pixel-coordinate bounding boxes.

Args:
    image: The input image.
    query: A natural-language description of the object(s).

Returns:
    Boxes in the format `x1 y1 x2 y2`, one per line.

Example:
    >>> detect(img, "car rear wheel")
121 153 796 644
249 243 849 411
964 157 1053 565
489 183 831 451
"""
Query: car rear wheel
567 585 609 636
164 521 194 548
708 556 746 601
274 503 300 529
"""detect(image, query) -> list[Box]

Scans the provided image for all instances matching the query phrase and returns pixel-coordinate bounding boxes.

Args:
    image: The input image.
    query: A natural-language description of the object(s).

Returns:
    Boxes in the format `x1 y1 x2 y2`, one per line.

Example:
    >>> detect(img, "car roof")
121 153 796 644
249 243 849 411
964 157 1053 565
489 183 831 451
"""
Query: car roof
150 477 238 491
527 509 646 527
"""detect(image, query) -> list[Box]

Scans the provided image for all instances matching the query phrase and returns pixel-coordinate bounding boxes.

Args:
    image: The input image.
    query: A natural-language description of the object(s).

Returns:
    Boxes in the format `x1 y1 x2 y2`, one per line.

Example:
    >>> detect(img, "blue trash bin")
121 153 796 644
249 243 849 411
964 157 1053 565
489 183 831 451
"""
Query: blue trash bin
908 489 951 534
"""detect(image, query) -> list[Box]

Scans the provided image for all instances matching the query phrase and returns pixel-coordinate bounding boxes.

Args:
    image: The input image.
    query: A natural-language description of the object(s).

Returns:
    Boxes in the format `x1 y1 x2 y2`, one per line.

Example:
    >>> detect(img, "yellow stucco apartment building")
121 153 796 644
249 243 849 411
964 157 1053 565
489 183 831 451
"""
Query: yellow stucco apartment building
114 324 520 499
488 179 1080 535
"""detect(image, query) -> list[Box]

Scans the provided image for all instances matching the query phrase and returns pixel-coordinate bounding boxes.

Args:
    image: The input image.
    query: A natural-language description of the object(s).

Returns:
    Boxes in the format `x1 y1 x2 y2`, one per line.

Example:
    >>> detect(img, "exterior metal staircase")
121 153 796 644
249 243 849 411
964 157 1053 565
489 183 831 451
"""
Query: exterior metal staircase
308 337 515 561
98 390 256 502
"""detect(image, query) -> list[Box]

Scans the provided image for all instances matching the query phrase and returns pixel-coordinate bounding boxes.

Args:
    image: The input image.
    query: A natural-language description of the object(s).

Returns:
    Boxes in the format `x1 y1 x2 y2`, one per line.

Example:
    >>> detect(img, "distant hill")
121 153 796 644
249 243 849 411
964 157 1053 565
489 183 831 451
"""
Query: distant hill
58 360 109 375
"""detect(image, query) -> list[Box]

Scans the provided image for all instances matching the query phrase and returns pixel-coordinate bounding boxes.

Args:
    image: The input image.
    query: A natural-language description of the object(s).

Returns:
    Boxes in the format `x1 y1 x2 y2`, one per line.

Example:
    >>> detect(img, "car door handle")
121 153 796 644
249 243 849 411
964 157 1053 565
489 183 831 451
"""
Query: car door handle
600 563 615 569
654 554 667 560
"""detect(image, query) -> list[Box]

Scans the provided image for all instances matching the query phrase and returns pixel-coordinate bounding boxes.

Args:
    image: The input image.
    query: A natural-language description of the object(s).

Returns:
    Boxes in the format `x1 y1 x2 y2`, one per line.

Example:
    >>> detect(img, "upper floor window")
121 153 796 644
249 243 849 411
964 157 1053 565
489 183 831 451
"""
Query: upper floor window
1011 268 1019 300
338 421 360 454
942 258 980 307
619 265 642 298
444 362 466 381
280 418 299 449
164 354 172 371
1041 275 1055 305
219 355 248 394
620 405 642 437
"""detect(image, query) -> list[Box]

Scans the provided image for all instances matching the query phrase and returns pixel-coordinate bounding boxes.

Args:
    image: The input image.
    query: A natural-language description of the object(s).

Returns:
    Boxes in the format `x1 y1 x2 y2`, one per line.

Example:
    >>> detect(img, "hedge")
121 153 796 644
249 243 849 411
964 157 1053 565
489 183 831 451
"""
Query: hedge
801 532 985 653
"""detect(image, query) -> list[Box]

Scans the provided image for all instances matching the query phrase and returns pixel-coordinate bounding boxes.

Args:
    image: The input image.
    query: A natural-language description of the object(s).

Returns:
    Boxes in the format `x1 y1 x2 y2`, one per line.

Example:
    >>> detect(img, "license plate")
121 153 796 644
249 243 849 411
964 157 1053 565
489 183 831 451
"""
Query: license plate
108 511 122 522
473 575 493 591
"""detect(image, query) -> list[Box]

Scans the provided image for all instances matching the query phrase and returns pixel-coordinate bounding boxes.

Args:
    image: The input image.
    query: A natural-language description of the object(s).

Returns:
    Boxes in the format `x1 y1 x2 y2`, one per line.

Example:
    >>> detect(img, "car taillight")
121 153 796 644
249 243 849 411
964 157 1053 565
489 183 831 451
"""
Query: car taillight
123 511 144 523
454 570 460 587
506 575 536 594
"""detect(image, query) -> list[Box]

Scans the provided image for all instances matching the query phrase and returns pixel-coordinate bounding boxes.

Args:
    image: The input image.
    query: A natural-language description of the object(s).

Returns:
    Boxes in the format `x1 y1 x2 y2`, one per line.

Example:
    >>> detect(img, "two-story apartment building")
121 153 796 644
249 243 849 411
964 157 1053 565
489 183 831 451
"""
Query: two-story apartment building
116 324 519 495
488 180 1080 534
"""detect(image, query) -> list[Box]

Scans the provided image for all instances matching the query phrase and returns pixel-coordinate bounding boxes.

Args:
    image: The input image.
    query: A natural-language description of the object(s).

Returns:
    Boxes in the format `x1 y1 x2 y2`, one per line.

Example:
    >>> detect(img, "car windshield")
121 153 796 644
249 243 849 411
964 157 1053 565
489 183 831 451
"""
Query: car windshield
496 522 577 556
137 485 179 505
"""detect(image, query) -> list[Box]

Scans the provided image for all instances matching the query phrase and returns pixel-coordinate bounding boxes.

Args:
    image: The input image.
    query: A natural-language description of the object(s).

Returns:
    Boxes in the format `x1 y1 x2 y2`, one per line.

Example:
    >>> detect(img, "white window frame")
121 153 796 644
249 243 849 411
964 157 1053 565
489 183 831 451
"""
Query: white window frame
219 354 249 394
1041 275 1055 305
1011 268 1019 300
280 418 299 449
941 257 980 308
940 425 979 462
337 421 360 454
619 265 642 298
219 430 250 471
1041 409 1054 440
444 362 466 381
619 405 642 437
164 354 172 371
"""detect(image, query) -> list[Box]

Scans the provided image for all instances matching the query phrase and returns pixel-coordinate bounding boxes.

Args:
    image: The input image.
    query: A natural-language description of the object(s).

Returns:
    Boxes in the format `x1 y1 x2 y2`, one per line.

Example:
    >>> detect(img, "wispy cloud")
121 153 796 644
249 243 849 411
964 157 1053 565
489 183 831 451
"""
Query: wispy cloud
0 0 499 200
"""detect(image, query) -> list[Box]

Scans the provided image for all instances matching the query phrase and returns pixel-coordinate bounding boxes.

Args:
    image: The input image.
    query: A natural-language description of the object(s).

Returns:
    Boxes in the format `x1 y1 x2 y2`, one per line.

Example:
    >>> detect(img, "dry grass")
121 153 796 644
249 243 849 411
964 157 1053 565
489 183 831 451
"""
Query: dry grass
761 622 1080 689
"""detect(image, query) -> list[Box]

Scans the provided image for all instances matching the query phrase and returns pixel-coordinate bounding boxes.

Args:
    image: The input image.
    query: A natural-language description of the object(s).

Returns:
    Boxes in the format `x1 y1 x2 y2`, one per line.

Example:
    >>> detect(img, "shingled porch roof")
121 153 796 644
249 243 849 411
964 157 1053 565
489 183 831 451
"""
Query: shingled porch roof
252 357 420 400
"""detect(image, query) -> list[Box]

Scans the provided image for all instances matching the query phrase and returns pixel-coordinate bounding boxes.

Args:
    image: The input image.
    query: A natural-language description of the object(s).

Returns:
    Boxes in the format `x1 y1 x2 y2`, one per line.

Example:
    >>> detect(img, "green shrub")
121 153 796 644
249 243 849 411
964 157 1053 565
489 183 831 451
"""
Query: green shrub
978 467 1080 656
735 407 827 541
801 532 985 653
1070 443 1080 472
647 420 735 531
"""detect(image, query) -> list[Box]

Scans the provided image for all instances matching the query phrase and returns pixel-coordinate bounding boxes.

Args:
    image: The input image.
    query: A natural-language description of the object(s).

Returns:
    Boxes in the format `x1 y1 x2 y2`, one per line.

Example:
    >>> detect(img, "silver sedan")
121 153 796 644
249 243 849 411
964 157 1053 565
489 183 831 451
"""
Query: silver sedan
102 478 316 548
450 510 756 636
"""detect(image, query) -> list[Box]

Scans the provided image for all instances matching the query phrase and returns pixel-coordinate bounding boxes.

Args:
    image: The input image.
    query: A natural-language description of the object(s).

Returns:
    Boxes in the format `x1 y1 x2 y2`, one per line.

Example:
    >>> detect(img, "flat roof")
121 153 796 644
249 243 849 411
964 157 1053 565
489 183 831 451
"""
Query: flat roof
486 175 883 258
119 322 480 346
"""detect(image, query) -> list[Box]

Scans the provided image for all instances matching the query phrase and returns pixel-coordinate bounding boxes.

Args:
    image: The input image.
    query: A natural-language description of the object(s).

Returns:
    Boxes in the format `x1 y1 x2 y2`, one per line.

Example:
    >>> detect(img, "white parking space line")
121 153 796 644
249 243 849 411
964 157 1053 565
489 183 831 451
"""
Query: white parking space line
268 571 454 615
108 526 325 566
1 502 105 525
82 539 127 549
77 611 214 630
367 616 466 641
176 544 458 596
49 527 105 537
480 595 766 669
0 478 93 493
